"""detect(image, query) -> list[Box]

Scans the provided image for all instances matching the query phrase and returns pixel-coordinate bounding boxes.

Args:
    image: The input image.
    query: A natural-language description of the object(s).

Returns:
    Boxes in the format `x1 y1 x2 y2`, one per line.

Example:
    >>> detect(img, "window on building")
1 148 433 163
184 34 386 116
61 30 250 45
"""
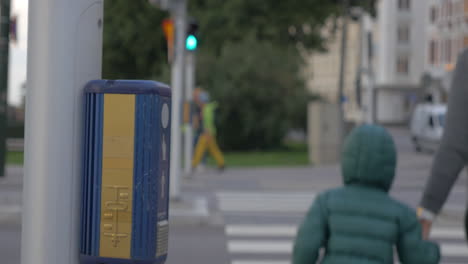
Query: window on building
454 38 460 62
397 25 410 43
431 7 438 23
446 39 452 63
398 0 410 10
397 56 409 74
465 0 468 15
448 1 453 17
429 40 437 65
428 116 435 128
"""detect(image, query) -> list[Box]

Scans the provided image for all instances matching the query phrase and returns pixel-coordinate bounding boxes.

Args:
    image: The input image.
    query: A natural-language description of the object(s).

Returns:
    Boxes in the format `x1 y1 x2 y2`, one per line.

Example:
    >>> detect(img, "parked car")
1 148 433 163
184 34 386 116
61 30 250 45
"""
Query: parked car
410 104 447 152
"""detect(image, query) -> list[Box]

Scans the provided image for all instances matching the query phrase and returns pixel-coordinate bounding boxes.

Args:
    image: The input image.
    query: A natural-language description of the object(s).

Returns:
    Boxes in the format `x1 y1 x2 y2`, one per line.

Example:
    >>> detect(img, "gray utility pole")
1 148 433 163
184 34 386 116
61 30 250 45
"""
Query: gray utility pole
362 14 376 124
356 7 375 124
0 0 10 177
184 51 195 176
169 0 186 200
22 0 103 263
337 0 350 149
149 0 186 199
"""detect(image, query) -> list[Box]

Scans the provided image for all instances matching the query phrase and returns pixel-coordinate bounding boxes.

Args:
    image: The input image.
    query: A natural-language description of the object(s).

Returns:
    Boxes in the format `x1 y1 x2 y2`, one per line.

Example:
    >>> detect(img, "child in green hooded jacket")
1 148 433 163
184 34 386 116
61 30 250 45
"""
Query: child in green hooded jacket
293 125 440 264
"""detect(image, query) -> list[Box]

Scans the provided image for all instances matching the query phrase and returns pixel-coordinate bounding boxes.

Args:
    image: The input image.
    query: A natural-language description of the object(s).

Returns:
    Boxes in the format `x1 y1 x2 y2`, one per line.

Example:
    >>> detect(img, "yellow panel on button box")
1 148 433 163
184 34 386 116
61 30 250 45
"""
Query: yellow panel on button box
99 94 135 259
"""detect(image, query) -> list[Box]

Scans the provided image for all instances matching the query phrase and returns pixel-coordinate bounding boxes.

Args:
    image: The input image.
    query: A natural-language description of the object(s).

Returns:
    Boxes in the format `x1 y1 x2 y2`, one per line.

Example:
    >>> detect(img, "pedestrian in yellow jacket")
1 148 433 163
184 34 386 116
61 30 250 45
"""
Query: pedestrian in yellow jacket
192 95 225 171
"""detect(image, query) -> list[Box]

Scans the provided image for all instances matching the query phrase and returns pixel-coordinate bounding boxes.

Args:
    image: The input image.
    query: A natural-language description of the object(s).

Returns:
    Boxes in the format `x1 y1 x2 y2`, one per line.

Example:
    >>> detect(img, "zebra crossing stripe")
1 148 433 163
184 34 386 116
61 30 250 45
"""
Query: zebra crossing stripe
225 225 468 258
431 228 465 240
232 261 289 264
226 225 296 237
441 243 468 257
217 192 316 213
217 192 317 198
228 240 292 254
226 224 465 240
228 239 468 258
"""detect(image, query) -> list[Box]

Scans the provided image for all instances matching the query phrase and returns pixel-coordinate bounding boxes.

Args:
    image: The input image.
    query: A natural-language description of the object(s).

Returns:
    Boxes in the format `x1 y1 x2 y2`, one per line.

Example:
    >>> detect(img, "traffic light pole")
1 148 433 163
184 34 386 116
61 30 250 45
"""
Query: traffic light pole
169 0 186 200
0 0 11 178
22 1 103 263
337 0 350 150
362 14 376 124
184 51 195 176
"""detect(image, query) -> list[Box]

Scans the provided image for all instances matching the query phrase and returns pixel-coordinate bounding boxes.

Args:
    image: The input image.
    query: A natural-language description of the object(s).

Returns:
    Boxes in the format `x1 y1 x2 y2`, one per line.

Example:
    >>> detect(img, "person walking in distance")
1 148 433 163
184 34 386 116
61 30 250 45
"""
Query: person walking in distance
191 91 225 171
293 125 440 264
419 49 468 239
192 88 208 171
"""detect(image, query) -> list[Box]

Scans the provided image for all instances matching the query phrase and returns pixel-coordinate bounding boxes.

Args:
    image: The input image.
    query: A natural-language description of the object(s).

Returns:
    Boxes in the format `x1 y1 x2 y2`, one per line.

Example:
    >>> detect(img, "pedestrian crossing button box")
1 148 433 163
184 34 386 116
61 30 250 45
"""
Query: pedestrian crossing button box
80 80 171 264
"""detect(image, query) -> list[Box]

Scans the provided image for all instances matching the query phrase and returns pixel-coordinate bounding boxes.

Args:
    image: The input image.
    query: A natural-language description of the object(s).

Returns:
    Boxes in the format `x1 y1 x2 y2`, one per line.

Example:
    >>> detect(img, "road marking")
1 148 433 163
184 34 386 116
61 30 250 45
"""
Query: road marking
226 225 296 237
228 240 292 254
217 192 315 213
228 238 468 258
232 261 289 264
0 205 21 222
220 193 468 262
0 205 21 214
226 224 465 240
225 224 468 258
441 243 468 257
431 228 465 240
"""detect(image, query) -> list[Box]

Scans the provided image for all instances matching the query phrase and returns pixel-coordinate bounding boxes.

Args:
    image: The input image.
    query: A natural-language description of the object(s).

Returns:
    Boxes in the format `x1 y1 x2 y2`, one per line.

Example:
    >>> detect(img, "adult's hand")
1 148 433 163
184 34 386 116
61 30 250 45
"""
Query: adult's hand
420 219 433 239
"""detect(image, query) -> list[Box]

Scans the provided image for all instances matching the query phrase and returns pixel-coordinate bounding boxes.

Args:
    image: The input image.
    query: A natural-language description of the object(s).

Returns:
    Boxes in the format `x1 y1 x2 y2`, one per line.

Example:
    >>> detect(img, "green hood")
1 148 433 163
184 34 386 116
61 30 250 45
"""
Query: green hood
341 125 397 192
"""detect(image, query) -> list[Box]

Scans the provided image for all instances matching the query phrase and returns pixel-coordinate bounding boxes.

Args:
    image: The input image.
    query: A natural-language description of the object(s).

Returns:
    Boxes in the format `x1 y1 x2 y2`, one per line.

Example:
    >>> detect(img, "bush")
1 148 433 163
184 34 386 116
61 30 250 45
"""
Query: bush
197 37 316 150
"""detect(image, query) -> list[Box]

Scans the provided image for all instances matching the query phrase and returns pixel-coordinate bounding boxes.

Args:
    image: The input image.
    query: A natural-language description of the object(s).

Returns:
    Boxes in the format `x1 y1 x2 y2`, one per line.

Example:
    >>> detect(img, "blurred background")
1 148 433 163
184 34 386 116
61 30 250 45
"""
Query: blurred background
1 0 468 264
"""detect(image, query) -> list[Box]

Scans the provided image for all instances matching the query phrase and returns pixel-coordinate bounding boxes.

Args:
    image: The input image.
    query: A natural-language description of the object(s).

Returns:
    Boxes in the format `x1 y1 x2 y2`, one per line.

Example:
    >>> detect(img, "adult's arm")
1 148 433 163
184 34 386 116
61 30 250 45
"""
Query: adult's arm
420 50 468 215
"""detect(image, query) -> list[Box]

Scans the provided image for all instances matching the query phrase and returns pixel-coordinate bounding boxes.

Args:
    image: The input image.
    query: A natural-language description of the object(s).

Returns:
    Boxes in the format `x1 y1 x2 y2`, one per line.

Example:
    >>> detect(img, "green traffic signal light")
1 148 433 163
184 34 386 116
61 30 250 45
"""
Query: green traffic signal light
186 34 198 51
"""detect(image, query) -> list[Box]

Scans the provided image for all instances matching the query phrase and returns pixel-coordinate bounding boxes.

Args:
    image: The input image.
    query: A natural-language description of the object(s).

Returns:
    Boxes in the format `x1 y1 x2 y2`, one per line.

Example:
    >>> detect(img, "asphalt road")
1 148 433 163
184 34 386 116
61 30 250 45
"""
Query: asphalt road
1 127 466 264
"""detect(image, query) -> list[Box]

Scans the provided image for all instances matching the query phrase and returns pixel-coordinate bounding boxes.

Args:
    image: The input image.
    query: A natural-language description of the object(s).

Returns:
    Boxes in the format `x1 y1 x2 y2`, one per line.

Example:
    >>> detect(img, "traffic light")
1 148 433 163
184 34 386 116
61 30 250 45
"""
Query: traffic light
162 18 174 63
186 20 198 51
186 35 197 51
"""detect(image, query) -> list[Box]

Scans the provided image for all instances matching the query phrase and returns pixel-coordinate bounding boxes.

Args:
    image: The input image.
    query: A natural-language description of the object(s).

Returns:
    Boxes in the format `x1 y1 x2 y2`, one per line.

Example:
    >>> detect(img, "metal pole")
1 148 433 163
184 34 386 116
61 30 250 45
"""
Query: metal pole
367 0 376 124
169 0 186 200
360 13 372 124
184 51 194 176
363 14 376 124
337 0 350 148
356 9 364 114
0 0 10 177
22 1 103 263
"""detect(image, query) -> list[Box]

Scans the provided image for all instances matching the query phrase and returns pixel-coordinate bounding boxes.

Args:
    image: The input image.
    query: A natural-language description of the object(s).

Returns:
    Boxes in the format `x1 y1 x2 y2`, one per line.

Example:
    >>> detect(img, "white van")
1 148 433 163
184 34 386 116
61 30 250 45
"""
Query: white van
410 104 447 152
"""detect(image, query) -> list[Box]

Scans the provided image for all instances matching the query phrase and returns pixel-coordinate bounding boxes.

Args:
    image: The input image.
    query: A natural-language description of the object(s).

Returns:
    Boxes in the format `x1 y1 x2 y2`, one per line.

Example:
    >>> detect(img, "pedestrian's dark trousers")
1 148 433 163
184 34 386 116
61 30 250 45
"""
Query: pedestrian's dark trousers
465 209 468 241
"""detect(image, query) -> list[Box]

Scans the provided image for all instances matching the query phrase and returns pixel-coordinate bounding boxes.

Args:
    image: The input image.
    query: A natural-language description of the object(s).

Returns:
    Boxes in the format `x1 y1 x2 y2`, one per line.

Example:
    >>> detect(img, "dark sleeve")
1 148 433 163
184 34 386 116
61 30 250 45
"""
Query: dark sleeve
420 49 468 214
397 208 441 264
292 193 328 264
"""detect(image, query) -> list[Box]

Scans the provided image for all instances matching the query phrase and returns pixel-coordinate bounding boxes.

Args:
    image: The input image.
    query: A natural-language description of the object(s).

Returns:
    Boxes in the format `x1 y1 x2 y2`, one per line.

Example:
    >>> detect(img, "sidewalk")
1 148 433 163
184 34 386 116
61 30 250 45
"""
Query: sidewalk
0 166 225 264
1 158 465 225
0 166 215 228
0 159 465 264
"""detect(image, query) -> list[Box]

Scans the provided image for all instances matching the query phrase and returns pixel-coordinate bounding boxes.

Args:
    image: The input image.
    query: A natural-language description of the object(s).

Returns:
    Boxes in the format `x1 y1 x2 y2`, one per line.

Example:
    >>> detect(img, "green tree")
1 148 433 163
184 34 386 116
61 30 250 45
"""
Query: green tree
189 0 343 149
102 0 372 150
198 37 309 150
188 0 341 55
103 0 169 79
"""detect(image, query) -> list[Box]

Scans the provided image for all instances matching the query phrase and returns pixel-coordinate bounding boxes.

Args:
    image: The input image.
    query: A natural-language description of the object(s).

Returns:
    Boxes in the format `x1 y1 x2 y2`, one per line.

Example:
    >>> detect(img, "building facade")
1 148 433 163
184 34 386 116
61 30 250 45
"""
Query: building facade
425 0 468 100
374 0 429 124
304 18 363 122
306 0 433 125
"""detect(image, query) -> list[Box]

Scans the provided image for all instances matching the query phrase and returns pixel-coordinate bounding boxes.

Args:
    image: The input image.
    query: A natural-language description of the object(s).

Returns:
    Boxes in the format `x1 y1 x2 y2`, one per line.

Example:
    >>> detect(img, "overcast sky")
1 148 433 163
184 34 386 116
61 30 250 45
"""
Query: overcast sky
9 0 28 106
